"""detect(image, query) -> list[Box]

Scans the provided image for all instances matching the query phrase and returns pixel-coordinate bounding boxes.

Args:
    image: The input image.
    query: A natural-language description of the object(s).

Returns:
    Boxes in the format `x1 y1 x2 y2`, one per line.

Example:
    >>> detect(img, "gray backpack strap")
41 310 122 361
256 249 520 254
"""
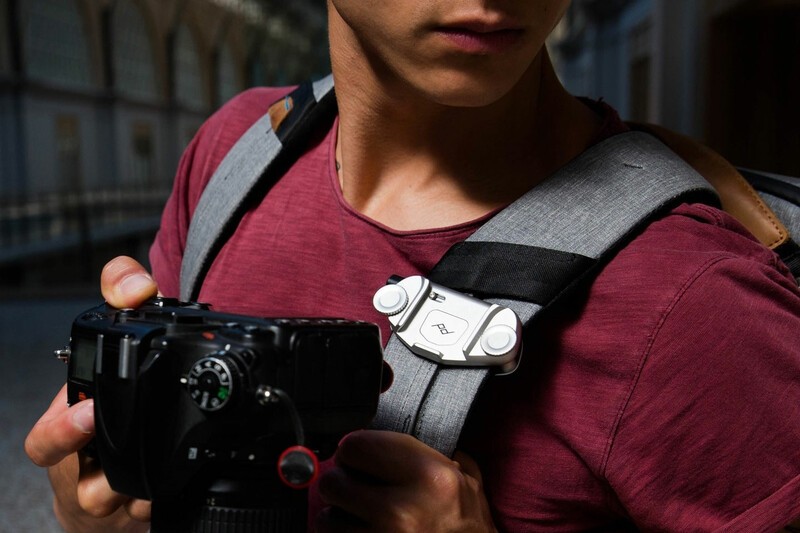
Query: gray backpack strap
737 168 800 283
180 75 336 301
372 132 717 457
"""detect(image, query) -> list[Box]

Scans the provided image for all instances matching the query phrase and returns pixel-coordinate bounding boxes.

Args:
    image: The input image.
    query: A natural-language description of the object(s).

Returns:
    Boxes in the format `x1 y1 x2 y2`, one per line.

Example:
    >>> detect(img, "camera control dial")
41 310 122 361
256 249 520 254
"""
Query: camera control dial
186 356 237 411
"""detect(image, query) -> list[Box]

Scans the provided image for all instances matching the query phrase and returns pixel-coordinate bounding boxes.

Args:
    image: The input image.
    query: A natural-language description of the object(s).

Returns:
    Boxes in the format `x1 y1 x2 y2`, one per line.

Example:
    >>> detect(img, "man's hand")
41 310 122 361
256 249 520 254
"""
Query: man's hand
25 386 151 532
23 256 157 532
99 255 159 308
316 430 497 532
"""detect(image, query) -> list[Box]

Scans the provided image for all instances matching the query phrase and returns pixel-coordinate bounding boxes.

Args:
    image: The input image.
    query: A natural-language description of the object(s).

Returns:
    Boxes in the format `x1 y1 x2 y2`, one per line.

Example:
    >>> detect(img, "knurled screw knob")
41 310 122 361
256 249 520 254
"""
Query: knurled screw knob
373 284 409 316
479 325 518 356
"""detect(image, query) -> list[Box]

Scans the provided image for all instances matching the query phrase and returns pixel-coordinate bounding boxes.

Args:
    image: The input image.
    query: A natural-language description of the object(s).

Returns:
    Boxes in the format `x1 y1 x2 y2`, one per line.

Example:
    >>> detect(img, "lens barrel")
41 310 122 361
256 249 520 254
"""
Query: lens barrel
150 477 307 533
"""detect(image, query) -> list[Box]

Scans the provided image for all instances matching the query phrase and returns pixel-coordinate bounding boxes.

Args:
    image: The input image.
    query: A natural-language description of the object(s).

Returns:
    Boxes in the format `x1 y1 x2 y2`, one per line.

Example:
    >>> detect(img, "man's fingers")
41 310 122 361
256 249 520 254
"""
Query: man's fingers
123 498 152 523
77 456 131 518
315 505 371 533
453 450 484 484
25 386 95 467
100 256 158 309
321 432 492 531
317 463 397 522
335 430 450 483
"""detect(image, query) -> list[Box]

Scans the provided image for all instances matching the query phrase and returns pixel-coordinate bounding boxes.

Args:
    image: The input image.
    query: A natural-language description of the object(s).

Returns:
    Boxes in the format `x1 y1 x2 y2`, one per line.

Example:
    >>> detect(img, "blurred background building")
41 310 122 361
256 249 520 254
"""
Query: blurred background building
549 0 799 177
0 0 798 295
0 0 328 297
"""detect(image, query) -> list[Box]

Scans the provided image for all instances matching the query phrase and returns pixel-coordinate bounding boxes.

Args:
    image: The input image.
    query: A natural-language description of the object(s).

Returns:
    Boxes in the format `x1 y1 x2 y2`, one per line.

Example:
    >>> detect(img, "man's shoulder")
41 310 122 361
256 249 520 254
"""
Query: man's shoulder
198 86 296 154
609 202 795 290
599 203 800 531
217 86 295 119
177 86 298 206
565 200 798 395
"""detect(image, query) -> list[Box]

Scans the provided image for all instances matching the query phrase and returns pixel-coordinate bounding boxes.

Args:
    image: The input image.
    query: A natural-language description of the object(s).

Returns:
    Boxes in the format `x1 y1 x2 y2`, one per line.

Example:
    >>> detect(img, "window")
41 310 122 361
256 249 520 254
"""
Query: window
112 0 159 102
131 121 154 186
628 19 652 123
22 0 92 89
183 125 198 151
174 23 205 110
216 42 238 105
0 0 10 74
248 53 266 87
56 114 81 192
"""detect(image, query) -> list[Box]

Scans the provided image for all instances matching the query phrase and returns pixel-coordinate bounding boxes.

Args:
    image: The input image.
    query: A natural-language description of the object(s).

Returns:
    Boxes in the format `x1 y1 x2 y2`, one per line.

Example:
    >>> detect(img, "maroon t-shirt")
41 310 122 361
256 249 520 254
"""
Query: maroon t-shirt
150 88 800 531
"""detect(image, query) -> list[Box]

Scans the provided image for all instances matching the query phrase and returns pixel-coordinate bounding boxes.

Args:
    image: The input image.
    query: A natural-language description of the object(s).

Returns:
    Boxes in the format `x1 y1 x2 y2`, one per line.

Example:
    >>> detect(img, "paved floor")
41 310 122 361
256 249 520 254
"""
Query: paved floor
0 295 99 532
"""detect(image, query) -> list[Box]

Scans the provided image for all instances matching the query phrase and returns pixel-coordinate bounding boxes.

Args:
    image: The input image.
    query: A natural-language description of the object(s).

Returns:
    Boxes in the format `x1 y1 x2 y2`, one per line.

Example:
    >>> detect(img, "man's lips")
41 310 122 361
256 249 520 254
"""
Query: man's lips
435 26 524 54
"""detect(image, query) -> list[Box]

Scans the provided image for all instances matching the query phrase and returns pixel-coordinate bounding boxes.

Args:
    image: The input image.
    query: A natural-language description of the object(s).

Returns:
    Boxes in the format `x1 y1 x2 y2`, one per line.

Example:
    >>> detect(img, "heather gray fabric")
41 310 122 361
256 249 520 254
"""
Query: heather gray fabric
181 75 334 301
470 132 711 258
312 74 334 102
761 191 800 285
180 112 281 302
179 76 716 457
738 169 800 239
373 132 714 457
765 194 800 244
385 298 538 454
736 168 800 284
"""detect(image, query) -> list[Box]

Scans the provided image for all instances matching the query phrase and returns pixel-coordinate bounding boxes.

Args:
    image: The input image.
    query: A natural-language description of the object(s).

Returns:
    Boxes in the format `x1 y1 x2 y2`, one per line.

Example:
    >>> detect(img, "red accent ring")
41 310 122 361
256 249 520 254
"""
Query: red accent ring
277 445 319 489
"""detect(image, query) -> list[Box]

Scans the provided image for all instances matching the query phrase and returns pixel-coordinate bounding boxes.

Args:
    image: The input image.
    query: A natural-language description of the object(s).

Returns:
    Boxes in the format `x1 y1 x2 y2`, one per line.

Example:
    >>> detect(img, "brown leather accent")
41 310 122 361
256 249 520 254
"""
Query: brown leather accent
268 95 294 133
628 123 789 250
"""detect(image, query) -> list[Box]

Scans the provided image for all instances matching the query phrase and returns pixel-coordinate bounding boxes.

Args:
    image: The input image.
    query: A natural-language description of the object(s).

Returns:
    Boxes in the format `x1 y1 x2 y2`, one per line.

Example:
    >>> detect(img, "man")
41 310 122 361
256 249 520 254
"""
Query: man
25 1 800 531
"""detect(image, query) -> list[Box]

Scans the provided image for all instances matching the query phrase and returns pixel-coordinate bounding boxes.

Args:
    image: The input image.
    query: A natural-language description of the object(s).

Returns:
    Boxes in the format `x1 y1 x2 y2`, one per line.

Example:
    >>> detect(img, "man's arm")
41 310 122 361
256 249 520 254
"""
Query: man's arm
606 252 800 531
24 257 157 533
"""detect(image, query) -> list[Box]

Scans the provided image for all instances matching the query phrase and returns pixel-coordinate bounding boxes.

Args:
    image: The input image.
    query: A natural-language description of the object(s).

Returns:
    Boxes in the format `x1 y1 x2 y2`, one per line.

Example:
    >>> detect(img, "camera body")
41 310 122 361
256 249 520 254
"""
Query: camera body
66 297 384 508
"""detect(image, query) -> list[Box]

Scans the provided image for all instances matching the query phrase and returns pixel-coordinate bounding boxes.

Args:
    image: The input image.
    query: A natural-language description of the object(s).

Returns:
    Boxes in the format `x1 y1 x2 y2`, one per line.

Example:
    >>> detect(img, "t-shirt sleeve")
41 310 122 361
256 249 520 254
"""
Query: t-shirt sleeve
149 86 293 297
605 252 800 531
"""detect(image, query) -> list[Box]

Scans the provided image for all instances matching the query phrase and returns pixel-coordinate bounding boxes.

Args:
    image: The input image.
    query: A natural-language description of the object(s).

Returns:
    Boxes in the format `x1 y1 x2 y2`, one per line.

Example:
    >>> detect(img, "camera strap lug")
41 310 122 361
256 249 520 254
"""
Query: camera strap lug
54 346 71 364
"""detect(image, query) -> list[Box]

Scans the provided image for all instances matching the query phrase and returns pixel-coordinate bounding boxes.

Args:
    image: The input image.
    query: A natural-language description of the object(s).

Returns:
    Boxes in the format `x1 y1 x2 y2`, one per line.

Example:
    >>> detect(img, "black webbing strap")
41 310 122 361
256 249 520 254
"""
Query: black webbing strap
429 242 595 304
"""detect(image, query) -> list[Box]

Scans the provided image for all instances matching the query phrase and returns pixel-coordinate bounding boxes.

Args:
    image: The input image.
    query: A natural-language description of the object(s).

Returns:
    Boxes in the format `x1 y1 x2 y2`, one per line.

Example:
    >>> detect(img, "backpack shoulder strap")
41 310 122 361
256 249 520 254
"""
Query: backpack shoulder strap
628 123 792 249
179 75 336 301
735 168 800 282
629 122 800 284
372 131 717 456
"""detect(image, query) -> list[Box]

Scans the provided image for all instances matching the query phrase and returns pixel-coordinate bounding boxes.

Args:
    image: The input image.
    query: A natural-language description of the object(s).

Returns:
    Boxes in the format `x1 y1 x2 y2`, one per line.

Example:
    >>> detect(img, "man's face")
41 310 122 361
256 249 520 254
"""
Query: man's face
328 0 571 107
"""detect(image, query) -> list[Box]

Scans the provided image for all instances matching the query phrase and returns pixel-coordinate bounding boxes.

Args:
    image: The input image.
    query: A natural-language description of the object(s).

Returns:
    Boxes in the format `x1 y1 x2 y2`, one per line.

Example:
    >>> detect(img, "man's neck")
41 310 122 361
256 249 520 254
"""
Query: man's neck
329 16 601 231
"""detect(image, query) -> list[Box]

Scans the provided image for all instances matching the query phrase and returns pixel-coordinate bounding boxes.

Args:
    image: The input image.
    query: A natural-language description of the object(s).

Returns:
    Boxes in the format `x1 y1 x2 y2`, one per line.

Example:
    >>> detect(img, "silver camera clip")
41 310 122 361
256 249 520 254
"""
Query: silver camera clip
373 276 522 375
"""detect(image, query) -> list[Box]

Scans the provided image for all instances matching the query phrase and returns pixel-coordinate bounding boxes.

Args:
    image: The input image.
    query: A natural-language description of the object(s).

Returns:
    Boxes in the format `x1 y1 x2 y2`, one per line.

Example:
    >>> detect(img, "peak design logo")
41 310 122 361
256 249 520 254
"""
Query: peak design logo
420 310 468 346
433 323 455 335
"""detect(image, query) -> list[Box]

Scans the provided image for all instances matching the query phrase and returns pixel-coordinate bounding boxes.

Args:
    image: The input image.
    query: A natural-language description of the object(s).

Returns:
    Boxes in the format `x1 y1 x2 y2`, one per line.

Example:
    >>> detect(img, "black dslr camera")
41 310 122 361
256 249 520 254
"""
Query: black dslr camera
60 297 385 532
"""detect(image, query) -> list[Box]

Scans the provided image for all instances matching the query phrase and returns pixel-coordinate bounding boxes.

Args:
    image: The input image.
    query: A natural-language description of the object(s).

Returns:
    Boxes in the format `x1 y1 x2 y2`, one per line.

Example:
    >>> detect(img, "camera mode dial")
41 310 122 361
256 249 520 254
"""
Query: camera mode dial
186 355 238 412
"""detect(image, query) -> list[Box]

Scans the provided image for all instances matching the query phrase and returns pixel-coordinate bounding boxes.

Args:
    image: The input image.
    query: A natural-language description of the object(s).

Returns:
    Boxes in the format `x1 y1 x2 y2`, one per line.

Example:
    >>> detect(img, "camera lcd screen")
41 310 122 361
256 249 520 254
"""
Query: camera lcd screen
70 337 96 382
